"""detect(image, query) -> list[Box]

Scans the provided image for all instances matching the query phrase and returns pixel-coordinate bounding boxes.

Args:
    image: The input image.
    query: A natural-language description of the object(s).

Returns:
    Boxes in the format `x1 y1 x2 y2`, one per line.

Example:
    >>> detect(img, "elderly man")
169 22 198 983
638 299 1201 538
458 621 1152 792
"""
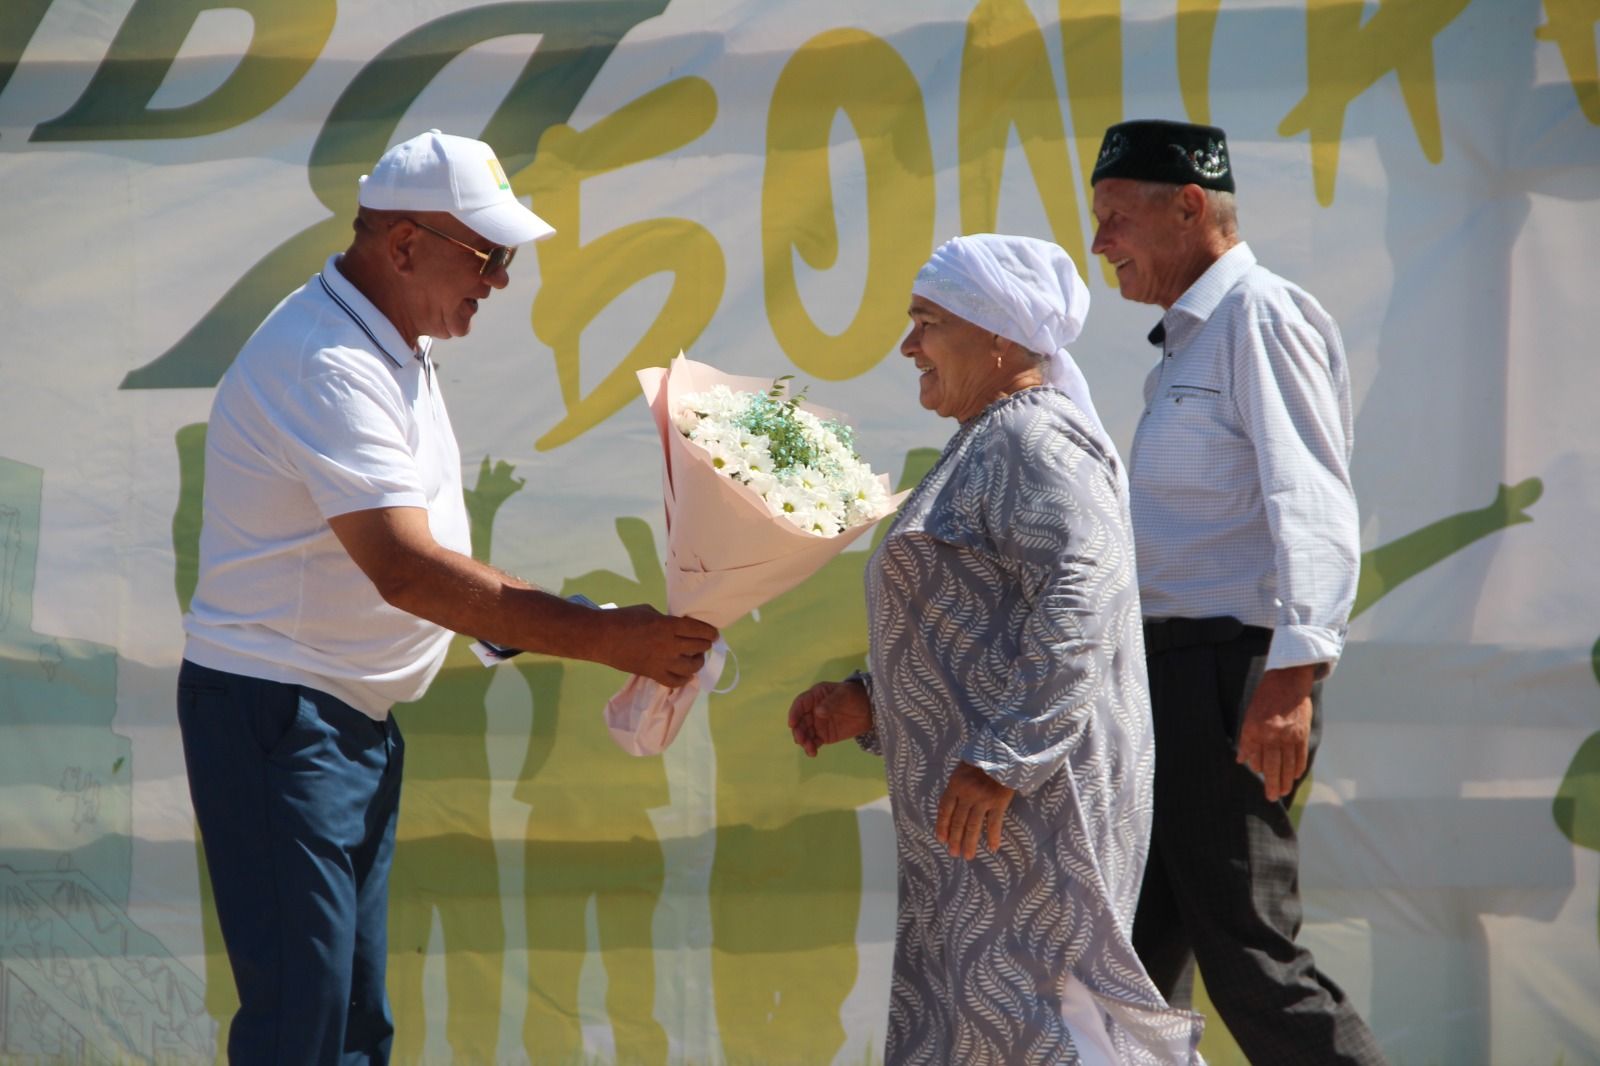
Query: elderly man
1089 120 1386 1064
178 129 716 1064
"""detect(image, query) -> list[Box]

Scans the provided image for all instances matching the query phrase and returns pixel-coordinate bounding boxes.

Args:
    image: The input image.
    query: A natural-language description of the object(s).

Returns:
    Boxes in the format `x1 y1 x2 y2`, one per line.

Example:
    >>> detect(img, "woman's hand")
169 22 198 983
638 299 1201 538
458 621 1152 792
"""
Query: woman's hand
936 762 1016 860
788 679 873 756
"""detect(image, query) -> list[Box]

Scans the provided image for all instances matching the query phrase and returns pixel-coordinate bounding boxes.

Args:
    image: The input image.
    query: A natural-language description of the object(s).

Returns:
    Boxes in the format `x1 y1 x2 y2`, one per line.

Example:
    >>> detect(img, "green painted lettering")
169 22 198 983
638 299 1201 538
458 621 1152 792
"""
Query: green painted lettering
0 0 54 105
121 1 670 390
32 0 335 141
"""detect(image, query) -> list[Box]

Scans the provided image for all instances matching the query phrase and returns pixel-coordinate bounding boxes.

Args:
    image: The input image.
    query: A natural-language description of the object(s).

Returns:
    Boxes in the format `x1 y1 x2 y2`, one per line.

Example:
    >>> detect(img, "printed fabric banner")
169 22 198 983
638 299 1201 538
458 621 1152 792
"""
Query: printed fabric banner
1 1 1598 1063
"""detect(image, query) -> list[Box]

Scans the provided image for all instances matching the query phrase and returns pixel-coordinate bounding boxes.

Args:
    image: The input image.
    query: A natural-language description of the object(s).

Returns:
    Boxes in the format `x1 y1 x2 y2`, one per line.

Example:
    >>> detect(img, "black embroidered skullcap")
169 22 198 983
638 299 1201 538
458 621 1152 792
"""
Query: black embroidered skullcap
1090 119 1235 193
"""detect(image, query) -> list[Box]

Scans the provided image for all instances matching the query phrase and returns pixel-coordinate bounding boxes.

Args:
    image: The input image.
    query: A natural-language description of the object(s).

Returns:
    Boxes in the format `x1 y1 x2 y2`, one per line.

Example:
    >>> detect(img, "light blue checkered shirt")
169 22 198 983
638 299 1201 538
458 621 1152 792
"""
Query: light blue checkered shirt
1128 242 1359 672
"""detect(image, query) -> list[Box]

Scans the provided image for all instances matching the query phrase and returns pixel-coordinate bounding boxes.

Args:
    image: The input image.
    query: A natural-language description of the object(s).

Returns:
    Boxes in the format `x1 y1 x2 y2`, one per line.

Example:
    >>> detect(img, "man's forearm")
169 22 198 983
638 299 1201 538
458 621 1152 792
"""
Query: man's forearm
372 539 628 668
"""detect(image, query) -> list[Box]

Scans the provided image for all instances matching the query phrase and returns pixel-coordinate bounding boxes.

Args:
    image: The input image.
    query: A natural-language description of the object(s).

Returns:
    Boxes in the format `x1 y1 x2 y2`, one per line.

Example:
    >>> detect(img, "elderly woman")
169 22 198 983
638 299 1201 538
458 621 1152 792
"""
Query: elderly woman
789 235 1202 1065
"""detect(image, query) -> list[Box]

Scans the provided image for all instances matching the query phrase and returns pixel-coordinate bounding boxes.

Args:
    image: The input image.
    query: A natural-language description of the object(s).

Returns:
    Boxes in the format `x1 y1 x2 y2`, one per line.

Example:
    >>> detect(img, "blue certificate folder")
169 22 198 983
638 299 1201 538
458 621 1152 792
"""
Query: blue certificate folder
468 593 604 666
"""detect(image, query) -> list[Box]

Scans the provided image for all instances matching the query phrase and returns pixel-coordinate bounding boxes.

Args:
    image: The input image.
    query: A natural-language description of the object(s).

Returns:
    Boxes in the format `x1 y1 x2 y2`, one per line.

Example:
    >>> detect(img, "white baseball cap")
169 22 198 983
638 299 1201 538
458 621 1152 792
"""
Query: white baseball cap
357 129 554 246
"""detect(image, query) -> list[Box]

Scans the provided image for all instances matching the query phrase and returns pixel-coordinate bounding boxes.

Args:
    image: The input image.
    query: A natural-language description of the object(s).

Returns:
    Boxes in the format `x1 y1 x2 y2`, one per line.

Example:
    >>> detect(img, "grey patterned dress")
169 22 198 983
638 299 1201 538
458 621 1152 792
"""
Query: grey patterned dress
859 388 1203 1065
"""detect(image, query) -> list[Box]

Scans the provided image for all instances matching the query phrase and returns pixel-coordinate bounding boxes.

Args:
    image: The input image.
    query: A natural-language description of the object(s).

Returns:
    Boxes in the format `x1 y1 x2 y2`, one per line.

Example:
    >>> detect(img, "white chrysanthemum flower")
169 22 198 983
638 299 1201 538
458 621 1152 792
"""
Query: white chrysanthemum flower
697 436 746 478
732 432 773 472
795 486 830 515
688 412 735 446
784 483 842 536
678 386 743 429
846 476 891 524
821 437 852 464
744 468 780 499
765 484 806 520
791 407 826 435
789 464 827 492
741 442 775 478
706 385 746 419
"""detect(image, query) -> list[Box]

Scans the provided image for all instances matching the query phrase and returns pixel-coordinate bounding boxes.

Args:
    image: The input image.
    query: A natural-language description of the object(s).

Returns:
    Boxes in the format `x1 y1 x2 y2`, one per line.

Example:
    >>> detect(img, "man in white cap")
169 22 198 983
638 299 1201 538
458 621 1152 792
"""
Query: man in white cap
177 130 717 1064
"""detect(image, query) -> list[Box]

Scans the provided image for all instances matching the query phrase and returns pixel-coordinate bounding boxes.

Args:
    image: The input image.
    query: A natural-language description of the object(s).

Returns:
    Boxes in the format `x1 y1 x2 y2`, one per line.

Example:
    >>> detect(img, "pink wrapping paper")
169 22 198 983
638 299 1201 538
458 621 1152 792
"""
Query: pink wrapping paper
605 355 905 756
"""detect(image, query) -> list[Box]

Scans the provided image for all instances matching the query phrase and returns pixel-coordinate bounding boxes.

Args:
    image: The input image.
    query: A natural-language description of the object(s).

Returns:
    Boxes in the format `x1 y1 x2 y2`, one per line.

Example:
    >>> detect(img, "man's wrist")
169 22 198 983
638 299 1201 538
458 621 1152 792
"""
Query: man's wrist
1259 663 1317 702
523 590 611 664
1264 622 1344 674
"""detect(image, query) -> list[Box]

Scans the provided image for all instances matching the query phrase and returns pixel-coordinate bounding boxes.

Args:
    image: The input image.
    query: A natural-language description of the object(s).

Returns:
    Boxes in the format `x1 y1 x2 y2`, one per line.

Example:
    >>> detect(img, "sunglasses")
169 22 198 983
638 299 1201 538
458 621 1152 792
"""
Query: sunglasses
405 218 516 276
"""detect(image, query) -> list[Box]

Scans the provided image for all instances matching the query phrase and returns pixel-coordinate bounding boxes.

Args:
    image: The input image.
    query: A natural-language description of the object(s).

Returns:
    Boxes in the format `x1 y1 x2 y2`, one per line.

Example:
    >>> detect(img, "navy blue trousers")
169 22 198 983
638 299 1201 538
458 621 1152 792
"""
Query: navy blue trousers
177 659 403 1065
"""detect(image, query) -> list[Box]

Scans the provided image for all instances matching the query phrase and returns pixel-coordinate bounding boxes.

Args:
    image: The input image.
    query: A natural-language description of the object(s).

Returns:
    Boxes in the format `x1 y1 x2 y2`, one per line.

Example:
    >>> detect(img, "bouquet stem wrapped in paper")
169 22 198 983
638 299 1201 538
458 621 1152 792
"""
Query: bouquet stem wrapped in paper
606 355 904 755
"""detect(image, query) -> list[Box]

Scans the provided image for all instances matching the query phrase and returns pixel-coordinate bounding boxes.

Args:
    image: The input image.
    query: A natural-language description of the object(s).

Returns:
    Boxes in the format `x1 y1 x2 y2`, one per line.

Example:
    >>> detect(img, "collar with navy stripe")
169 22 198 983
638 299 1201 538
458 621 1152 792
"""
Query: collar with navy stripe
316 253 432 369
1147 241 1257 350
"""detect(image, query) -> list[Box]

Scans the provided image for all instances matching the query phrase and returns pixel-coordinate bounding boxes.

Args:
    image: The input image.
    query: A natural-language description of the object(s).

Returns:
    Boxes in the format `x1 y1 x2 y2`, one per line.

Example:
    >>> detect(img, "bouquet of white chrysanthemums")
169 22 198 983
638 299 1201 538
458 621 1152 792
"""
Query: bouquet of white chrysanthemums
603 355 903 756
672 381 893 537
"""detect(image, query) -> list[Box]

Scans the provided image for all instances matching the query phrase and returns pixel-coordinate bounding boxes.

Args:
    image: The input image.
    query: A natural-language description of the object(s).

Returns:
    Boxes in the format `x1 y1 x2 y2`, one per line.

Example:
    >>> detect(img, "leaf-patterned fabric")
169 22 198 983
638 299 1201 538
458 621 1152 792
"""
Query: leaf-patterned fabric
862 387 1203 1064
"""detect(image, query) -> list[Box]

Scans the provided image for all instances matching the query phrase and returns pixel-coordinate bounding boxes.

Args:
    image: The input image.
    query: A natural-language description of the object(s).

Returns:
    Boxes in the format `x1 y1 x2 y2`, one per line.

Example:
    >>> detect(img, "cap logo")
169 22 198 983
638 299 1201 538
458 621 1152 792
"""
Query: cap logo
1182 139 1230 180
485 157 510 191
1095 131 1129 172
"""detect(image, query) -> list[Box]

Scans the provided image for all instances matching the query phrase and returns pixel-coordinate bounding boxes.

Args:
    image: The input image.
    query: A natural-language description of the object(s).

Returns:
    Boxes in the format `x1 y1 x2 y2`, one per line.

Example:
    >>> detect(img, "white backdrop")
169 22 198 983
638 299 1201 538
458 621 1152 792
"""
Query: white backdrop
1 2 1597 1063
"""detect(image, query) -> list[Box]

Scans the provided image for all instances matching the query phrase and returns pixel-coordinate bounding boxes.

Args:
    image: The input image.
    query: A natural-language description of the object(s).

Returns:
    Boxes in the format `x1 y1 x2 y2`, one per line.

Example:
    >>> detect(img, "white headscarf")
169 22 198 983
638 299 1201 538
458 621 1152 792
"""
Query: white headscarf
911 234 1123 481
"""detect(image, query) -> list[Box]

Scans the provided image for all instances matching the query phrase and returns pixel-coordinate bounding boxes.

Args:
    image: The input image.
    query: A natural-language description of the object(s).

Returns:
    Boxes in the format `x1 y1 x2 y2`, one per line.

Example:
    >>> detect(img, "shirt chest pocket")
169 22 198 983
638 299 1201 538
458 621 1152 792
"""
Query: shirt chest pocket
1138 378 1239 461
1157 381 1235 438
1164 382 1225 407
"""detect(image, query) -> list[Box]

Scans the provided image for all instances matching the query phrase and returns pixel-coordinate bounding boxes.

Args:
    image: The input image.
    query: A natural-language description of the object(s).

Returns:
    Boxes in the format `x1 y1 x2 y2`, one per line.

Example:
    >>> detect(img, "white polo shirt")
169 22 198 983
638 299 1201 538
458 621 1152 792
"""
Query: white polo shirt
183 255 472 718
